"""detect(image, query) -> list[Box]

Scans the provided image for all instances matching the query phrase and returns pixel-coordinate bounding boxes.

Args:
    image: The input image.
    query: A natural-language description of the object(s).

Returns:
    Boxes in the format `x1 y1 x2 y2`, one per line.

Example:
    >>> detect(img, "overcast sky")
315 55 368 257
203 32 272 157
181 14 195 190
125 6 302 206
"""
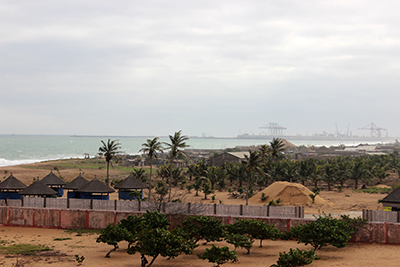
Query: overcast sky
1 0 400 138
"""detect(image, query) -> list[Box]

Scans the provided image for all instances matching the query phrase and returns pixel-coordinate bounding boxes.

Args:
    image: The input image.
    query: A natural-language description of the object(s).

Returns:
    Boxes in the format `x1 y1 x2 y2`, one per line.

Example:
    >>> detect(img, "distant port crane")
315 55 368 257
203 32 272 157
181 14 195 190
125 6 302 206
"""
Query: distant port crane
259 122 287 135
358 123 387 138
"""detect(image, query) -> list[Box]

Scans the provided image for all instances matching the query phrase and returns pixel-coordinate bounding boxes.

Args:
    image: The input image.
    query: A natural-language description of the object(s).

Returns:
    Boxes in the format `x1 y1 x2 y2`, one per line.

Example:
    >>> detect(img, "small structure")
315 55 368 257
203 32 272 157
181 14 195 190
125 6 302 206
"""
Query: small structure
0 174 27 199
75 176 114 200
381 188 400 211
41 170 66 197
209 151 250 166
64 173 89 199
114 173 149 200
19 180 57 197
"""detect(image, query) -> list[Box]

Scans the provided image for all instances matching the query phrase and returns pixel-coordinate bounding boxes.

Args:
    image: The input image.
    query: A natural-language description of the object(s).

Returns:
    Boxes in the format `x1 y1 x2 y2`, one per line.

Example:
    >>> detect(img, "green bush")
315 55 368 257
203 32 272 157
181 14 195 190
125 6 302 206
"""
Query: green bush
283 214 354 252
270 248 319 267
197 245 237 267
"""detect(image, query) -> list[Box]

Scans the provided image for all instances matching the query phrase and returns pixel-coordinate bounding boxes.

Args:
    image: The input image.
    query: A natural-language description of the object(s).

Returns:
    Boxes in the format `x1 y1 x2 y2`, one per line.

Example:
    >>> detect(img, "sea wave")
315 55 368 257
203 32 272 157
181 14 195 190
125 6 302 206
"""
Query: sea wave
0 156 84 167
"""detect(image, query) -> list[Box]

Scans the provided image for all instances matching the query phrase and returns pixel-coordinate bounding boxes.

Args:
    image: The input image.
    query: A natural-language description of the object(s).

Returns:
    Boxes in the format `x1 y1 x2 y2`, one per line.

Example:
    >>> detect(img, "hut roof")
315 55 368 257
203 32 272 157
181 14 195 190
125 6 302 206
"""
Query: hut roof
41 170 67 186
114 174 149 190
19 180 57 196
64 174 89 190
76 177 115 193
0 174 27 190
381 187 400 204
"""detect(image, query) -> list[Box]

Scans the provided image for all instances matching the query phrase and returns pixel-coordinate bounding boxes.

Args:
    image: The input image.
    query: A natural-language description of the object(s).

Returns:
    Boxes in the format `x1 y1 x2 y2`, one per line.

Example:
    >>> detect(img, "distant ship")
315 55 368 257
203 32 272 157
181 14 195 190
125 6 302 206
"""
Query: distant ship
237 122 395 142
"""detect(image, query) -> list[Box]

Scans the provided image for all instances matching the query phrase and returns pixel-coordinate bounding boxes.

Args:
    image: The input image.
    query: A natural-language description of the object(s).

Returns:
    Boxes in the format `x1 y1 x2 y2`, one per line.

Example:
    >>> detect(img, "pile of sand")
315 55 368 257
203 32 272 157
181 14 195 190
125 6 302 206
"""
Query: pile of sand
250 181 329 206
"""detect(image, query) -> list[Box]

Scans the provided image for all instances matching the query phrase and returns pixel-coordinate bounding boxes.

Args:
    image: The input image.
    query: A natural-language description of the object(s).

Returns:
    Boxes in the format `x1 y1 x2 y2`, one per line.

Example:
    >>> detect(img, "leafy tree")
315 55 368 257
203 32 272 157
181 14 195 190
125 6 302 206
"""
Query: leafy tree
164 130 189 201
284 215 354 252
349 158 370 189
197 245 237 267
99 139 121 185
132 168 148 183
269 137 286 161
139 137 164 201
128 227 196 267
225 218 279 248
181 215 225 244
96 223 129 257
225 233 254 254
202 182 214 200
242 150 264 205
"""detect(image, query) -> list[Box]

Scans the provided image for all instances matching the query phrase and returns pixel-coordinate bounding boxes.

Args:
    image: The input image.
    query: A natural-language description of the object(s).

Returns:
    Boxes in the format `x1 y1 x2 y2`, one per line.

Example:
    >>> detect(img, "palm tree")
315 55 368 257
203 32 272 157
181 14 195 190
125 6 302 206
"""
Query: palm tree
139 137 164 201
164 130 189 201
269 137 285 161
243 150 264 205
99 139 121 186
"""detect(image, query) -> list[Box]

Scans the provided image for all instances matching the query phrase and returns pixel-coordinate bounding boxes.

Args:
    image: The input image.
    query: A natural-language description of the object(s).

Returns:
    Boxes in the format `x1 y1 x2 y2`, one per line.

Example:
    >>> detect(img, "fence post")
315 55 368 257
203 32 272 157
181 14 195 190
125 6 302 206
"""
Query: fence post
90 199 93 210
214 203 217 215
188 203 191 214
397 211 400 223
21 197 24 207
138 201 141 212
44 197 46 208
266 205 270 217
114 200 117 211
67 198 70 209
240 205 243 216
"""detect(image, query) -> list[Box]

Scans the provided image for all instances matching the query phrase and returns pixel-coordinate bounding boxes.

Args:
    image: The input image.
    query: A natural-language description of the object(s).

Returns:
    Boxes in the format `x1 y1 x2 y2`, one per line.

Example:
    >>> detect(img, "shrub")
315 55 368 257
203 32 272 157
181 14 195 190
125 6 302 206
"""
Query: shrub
284 214 354 252
197 245 237 267
270 248 319 267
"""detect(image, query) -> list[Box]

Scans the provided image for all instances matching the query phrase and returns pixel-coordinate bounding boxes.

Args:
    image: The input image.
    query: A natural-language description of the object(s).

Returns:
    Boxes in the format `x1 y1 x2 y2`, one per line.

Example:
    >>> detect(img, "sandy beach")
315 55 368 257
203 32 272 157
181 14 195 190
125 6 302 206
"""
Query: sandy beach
0 159 396 266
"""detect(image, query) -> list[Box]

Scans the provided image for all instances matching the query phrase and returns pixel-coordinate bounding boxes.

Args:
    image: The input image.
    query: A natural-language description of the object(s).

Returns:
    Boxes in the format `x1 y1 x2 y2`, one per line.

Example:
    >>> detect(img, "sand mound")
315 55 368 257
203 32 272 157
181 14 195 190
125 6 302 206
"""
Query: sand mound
250 181 328 206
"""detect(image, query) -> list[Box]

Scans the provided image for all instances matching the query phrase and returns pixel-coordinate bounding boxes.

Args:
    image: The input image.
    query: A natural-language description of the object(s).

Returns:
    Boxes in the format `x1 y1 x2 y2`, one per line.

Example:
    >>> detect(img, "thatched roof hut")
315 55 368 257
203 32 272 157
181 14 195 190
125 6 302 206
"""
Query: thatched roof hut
76 177 115 194
19 180 57 197
0 174 27 199
381 187 400 210
75 177 114 200
64 174 89 191
41 170 66 187
0 174 27 191
114 174 148 190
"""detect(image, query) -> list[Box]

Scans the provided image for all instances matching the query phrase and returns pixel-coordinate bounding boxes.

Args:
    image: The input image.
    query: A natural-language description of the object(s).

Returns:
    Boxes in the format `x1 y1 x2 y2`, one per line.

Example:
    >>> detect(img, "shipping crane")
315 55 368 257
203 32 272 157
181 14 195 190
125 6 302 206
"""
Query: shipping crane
358 123 387 138
259 122 287 135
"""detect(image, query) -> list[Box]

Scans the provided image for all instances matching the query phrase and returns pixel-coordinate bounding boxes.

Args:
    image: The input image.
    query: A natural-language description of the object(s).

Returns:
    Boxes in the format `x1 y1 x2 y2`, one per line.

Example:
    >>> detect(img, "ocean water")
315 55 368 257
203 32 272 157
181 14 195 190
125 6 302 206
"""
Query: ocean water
0 134 383 167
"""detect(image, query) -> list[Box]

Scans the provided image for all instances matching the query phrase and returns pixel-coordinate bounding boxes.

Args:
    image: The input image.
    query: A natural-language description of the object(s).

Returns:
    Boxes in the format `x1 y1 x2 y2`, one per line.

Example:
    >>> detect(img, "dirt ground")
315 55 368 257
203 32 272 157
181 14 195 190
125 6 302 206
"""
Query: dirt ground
0 160 398 266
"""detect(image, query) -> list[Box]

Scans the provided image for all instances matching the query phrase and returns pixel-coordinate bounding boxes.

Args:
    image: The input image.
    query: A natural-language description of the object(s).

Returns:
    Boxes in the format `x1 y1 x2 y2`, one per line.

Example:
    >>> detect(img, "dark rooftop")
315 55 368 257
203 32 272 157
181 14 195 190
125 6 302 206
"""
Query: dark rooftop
114 174 149 190
76 177 115 193
64 174 89 190
19 180 57 196
0 174 27 190
41 170 67 186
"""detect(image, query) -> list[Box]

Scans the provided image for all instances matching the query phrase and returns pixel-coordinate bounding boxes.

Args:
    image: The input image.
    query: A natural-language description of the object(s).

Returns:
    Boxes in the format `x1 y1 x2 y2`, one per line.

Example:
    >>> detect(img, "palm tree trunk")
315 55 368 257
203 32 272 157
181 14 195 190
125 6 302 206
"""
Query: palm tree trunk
168 159 174 202
148 157 153 201
106 161 110 186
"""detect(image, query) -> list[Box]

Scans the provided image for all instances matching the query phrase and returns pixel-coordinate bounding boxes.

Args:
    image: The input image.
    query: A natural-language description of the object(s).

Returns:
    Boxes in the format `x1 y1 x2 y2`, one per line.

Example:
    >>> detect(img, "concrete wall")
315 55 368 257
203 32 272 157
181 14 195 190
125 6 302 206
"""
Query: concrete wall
1 206 400 245
0 197 304 219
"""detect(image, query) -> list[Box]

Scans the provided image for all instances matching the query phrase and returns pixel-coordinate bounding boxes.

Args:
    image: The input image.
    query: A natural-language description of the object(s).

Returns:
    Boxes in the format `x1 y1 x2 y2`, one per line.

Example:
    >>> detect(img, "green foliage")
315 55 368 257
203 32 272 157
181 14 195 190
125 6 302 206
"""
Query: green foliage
260 193 269 201
225 218 280 248
74 254 85 265
96 223 129 257
225 233 254 254
268 198 282 206
181 215 225 244
0 244 51 255
122 211 195 267
339 215 368 234
354 187 391 194
197 245 237 267
270 248 319 267
284 215 354 252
